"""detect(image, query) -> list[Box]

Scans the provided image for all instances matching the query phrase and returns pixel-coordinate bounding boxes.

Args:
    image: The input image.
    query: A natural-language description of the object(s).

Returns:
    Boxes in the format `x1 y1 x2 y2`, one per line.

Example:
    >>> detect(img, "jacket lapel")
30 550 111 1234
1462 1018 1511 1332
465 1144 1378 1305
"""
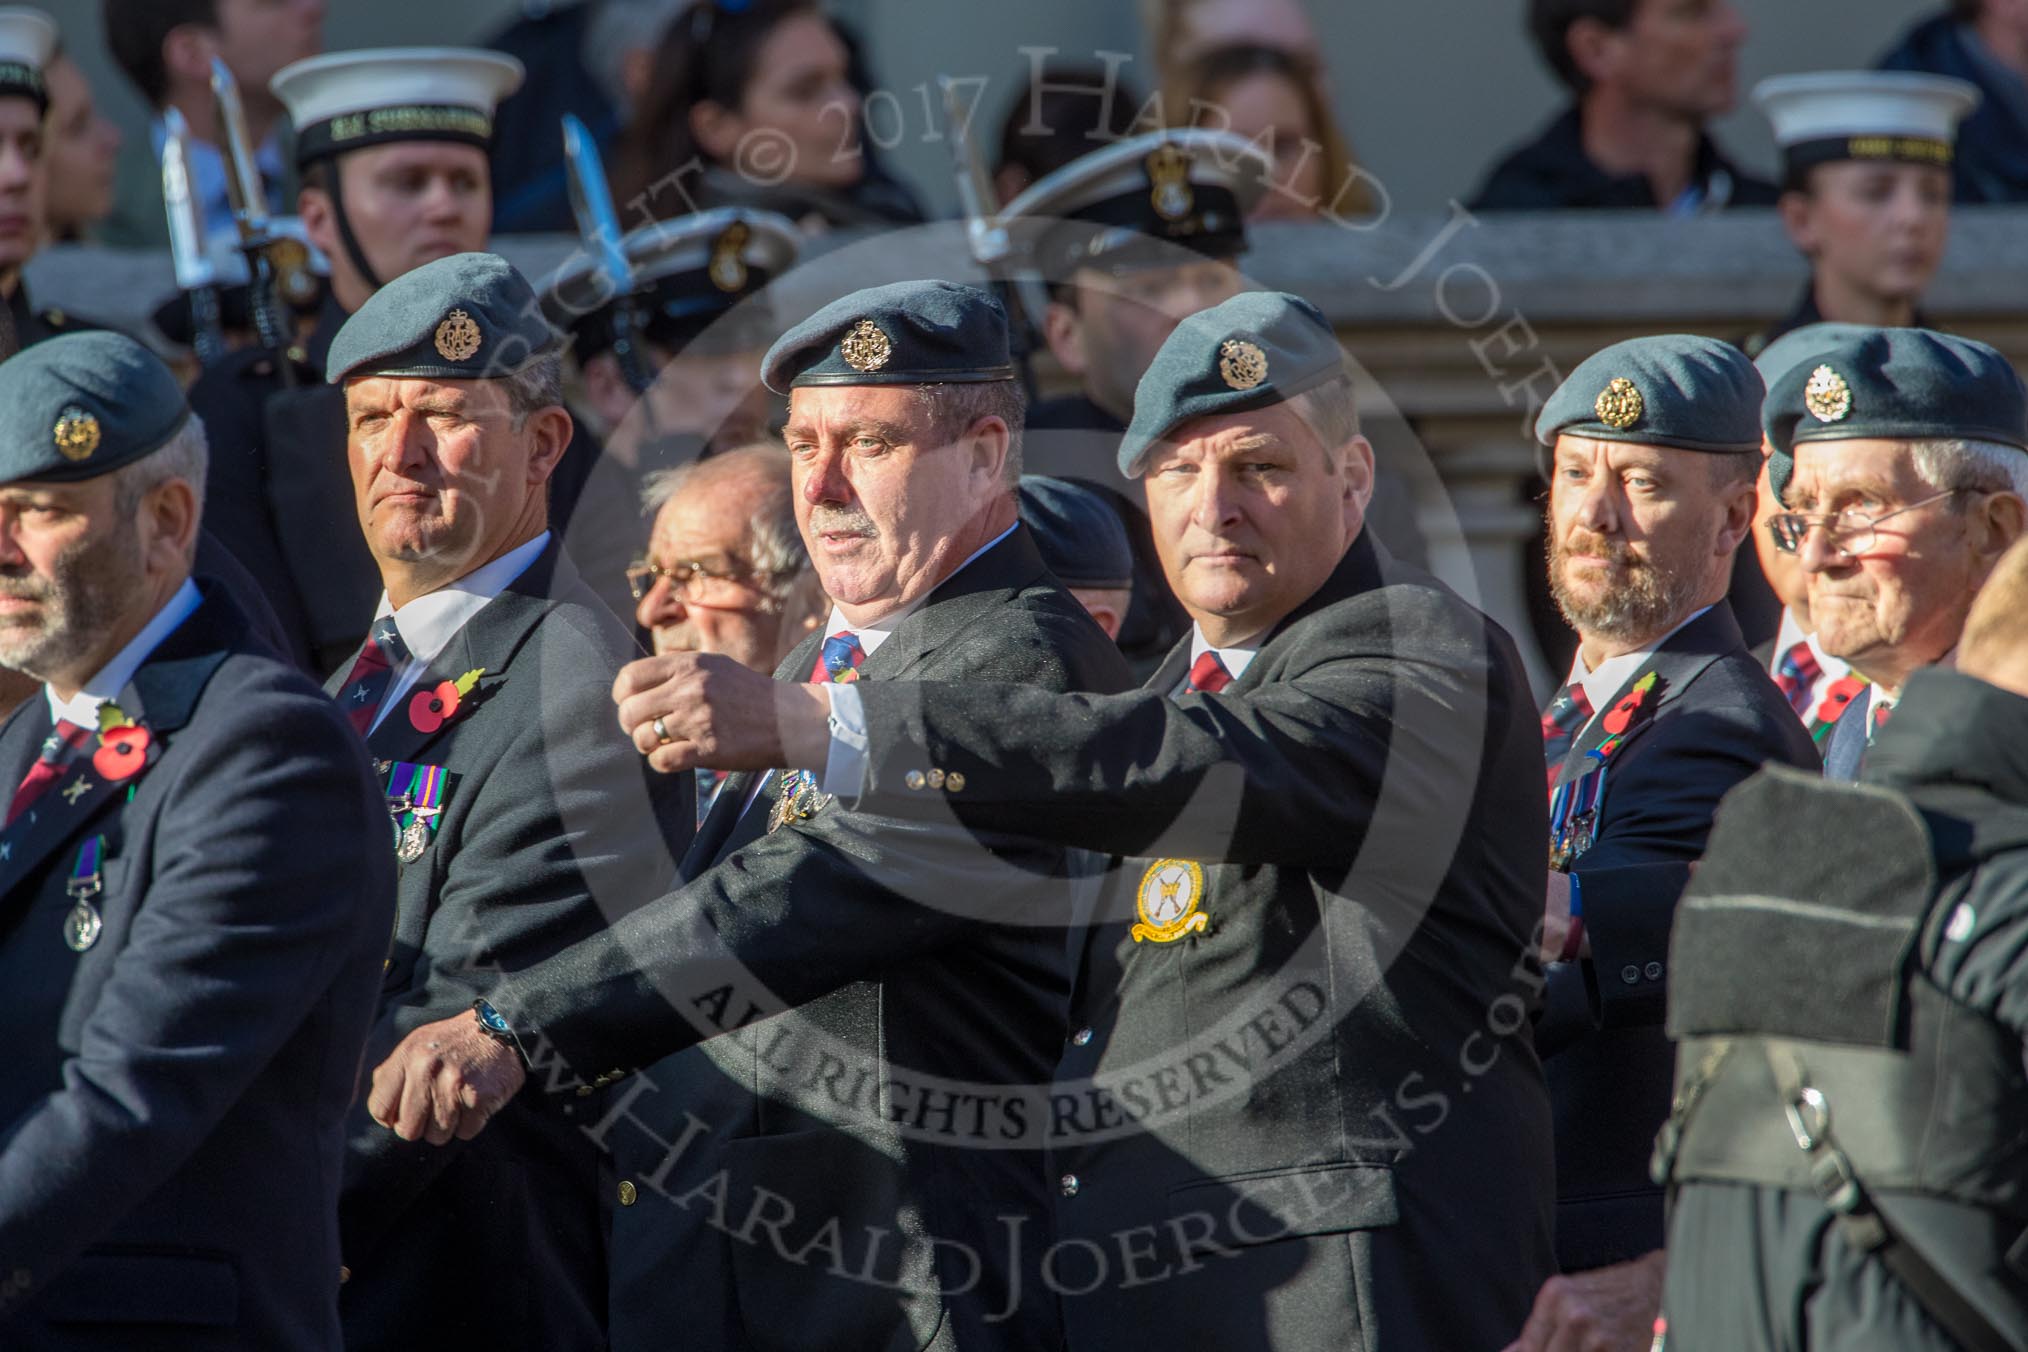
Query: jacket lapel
1553 602 1748 787
856 526 1052 681
0 585 240 898
683 628 826 875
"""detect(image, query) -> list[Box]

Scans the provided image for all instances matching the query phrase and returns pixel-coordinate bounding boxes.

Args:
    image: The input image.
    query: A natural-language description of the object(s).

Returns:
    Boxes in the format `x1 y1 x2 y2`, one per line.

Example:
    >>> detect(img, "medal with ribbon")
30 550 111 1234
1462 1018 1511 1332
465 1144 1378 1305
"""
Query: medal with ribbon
1549 750 1611 870
384 761 450 863
65 834 105 952
766 769 831 834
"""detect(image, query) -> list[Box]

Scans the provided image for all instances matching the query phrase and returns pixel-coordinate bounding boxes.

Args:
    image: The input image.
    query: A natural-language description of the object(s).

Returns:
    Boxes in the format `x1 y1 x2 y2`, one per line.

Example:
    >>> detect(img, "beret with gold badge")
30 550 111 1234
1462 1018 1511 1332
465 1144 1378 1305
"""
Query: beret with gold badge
327 251 560 384
0 331 190 484
1537 334 1764 456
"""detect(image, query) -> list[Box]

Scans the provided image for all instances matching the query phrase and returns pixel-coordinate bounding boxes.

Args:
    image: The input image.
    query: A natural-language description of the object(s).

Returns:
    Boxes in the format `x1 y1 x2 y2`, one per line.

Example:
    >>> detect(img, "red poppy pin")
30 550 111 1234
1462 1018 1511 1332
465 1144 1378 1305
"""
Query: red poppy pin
1600 671 1659 737
92 702 151 781
409 668 486 735
1813 675 1867 727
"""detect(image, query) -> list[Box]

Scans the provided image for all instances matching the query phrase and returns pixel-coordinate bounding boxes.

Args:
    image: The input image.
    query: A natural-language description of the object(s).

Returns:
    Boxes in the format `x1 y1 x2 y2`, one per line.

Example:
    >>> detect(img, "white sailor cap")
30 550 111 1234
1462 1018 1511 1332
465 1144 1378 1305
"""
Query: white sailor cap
0 6 56 109
1753 71 1979 186
998 129 1271 279
542 207 802 360
272 48 525 168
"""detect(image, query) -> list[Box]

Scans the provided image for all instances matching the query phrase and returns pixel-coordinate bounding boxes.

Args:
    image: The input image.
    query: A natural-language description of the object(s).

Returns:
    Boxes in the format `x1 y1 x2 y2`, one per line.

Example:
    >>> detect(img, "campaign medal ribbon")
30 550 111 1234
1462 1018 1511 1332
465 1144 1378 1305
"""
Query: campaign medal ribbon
386 761 448 863
767 769 831 834
1549 750 1609 870
64 833 105 952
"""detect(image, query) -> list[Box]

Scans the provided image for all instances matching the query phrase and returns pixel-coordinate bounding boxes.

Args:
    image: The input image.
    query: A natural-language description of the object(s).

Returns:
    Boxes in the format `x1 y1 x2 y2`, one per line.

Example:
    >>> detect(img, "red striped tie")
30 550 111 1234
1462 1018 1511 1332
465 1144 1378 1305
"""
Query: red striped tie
1540 683 1594 792
337 637 395 736
7 718 89 825
1186 651 1233 694
1771 640 1822 719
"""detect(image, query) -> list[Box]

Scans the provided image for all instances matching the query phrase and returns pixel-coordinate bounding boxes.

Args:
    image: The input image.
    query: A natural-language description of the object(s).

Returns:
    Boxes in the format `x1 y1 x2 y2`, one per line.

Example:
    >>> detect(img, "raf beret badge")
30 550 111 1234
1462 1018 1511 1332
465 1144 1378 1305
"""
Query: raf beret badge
53 406 101 462
434 308 483 363
1219 338 1268 391
840 319 893 372
1804 364 1852 422
1594 377 1644 430
709 222 751 293
1146 142 1195 222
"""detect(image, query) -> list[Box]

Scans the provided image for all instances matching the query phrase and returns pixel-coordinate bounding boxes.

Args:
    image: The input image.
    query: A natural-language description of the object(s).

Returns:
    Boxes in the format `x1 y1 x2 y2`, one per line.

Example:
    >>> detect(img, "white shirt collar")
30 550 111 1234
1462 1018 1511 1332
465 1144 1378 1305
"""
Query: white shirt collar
46 579 203 728
1187 626 1262 681
365 532 549 733
373 532 551 670
820 522 1018 657
1563 604 1713 722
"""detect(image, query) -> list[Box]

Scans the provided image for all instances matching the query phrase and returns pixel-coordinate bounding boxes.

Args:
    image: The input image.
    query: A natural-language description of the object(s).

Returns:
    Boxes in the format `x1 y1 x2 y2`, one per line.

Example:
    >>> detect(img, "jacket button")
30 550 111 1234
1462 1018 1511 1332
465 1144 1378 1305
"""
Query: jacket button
946 772 965 792
617 1180 638 1206
338 1265 351 1285
1620 964 1641 986
905 770 926 791
927 768 946 789
1644 961 1664 980
1071 1027 1093 1047
1060 1173 1080 1197
576 1084 593 1097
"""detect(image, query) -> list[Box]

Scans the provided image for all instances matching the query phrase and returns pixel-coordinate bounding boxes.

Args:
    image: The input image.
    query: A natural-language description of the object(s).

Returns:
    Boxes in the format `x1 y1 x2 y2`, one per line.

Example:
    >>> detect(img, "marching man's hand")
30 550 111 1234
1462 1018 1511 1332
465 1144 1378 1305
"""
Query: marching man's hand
613 652 829 776
367 1013 525 1146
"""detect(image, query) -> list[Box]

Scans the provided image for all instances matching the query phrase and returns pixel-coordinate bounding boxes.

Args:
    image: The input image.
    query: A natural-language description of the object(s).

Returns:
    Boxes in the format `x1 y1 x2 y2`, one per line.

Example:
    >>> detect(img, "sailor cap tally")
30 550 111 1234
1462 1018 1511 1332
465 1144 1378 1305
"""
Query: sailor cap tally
273 48 526 167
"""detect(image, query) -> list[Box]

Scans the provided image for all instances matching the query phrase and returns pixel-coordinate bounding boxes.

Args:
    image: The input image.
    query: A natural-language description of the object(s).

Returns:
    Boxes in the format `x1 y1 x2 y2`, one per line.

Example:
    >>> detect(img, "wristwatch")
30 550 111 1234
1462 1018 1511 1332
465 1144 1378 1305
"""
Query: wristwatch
471 998 522 1061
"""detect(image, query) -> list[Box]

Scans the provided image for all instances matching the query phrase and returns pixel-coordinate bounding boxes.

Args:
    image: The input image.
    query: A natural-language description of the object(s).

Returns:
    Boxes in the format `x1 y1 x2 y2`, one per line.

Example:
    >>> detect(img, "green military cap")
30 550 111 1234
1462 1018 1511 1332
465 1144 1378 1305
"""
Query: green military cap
1537 335 1764 455
1764 327 2028 502
1018 475 1133 590
0 331 190 484
1116 289 1345 478
761 279 1012 395
1751 322 1878 389
327 251 559 384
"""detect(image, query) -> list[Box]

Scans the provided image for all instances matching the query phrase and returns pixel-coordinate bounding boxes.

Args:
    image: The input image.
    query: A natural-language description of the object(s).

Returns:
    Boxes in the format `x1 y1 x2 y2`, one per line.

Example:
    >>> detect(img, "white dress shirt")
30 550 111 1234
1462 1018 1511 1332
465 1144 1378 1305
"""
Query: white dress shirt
46 579 203 729
363 532 550 734
1181 626 1261 690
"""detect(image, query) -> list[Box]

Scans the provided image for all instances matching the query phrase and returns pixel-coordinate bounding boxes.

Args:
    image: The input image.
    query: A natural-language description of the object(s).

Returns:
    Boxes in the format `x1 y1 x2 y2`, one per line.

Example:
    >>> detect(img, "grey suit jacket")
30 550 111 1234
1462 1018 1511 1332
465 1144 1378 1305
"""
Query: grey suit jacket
509 525 1134 1352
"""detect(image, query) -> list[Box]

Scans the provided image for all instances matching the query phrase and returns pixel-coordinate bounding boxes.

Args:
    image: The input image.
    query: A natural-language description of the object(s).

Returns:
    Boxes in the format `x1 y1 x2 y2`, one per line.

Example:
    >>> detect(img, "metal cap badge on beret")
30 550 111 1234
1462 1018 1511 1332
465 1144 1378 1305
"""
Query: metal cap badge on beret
328 251 559 384
0 331 191 484
542 206 800 361
1763 327 2028 502
761 280 1013 395
1117 290 1345 478
1018 475 1134 590
1536 335 1764 454
0 6 54 110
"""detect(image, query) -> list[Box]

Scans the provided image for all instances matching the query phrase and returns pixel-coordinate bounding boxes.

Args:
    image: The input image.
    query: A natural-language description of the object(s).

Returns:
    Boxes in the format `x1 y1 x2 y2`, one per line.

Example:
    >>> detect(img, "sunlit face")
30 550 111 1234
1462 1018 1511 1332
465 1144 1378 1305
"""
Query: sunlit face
1604 0 1746 118
635 476 784 669
0 475 143 686
1784 162 1951 307
1206 70 1322 220
1142 402 1368 645
782 385 1005 622
304 143 490 308
0 97 45 273
1547 435 1745 645
1786 438 1987 676
41 57 119 237
714 12 862 191
213 0 325 97
1055 260 1243 419
344 376 556 581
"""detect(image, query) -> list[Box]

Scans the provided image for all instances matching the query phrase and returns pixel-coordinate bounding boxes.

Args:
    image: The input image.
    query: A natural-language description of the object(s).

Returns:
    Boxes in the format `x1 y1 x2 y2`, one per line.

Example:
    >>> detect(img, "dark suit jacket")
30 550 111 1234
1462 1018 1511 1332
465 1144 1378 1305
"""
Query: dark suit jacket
507 525 1133 1352
0 584 393 1349
326 541 690 1351
1537 602 1818 1271
835 531 1559 1350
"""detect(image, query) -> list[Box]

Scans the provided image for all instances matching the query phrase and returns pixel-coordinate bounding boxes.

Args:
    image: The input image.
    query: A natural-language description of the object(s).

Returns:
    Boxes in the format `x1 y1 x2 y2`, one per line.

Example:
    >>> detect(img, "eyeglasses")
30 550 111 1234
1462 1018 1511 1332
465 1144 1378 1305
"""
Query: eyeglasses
1766 488 1962 557
625 557 759 603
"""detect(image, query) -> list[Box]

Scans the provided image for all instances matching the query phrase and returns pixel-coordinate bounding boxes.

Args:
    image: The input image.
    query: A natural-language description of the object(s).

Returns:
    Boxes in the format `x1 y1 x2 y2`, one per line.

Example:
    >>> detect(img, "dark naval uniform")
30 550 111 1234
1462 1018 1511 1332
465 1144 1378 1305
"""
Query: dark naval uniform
0 334 394 1349
1538 602 1818 1270
830 293 1560 1348
498 282 1133 1352
317 255 691 1350
1656 667 2028 1351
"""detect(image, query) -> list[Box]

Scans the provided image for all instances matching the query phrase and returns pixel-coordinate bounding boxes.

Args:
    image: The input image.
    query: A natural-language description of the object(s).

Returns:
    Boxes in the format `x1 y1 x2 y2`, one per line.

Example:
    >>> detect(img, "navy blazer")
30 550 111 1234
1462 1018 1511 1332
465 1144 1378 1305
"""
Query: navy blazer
1537 602 1818 1271
0 583 394 1349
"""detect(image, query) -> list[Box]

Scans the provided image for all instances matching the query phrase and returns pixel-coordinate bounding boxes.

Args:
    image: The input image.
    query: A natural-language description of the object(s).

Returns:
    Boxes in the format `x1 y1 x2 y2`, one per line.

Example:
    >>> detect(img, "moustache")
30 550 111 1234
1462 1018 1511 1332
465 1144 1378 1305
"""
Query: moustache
0 575 52 602
1558 530 1644 570
808 506 877 537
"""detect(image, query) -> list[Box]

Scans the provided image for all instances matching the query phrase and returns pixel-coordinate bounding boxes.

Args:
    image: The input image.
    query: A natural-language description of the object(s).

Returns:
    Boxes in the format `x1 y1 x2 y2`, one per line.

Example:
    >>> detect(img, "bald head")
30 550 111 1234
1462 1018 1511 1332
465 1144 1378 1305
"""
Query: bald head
1959 536 2028 699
